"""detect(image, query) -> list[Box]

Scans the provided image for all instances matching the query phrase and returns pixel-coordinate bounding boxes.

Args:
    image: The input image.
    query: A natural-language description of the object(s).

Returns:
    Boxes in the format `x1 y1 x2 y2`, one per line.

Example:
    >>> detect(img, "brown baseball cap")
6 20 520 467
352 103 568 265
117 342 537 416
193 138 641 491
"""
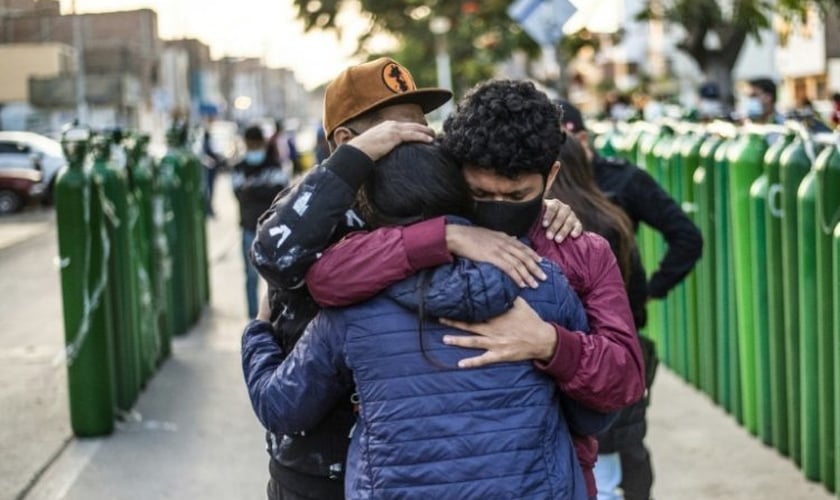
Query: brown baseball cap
323 57 452 138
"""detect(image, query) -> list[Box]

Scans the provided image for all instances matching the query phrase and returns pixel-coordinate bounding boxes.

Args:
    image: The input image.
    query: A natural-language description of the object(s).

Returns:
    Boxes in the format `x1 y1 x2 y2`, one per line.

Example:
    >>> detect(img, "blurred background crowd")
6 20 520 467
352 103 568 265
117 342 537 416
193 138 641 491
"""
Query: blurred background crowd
0 0 839 214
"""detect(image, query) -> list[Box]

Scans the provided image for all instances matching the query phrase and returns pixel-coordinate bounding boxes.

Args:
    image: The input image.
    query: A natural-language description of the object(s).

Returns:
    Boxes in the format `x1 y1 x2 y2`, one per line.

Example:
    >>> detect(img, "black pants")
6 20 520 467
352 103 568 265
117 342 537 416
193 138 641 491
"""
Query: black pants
266 458 343 500
619 441 654 500
619 335 657 500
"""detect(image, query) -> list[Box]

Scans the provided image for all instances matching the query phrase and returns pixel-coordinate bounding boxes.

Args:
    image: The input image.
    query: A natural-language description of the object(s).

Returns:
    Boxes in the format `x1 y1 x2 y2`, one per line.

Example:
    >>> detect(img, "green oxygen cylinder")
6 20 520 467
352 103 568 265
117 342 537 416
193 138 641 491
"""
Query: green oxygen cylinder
126 134 164 377
833 220 840 494
654 135 688 380
678 132 704 388
159 123 192 335
694 134 723 400
594 129 618 158
651 132 675 369
114 131 154 388
55 131 115 436
713 137 740 418
797 169 819 481
92 134 142 411
779 136 812 465
764 133 795 454
183 145 210 314
171 125 198 326
749 172 772 445
616 129 635 161
814 142 840 490
152 139 180 343
623 126 645 165
178 135 201 322
727 131 768 433
637 128 671 351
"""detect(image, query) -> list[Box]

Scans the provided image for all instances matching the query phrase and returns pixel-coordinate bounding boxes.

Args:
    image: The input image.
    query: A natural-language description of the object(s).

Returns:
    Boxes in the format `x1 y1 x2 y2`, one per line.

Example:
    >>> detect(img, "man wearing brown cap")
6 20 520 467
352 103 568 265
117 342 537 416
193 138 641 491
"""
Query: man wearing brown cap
243 58 577 499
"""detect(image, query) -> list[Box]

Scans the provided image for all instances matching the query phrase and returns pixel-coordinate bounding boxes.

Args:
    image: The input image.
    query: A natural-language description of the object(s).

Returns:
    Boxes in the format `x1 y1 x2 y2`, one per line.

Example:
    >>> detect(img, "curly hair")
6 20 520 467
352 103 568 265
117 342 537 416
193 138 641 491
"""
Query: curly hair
442 80 564 179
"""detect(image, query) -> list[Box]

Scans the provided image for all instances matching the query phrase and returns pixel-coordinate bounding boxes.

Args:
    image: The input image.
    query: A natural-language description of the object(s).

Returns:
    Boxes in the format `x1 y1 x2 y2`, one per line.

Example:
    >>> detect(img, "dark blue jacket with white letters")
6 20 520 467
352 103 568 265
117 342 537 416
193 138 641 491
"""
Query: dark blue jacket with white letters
243 254 607 499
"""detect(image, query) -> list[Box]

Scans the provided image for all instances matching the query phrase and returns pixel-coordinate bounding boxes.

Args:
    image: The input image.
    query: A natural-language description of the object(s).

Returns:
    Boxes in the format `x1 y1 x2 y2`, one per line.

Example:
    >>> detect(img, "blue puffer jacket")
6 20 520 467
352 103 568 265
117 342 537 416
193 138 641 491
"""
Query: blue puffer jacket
244 257 601 499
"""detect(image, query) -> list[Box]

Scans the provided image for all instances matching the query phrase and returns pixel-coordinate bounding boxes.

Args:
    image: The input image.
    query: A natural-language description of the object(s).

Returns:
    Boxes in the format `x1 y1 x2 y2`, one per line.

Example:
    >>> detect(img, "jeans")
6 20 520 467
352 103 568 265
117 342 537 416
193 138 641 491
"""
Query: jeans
242 229 258 318
594 444 654 500
205 166 217 215
594 452 623 500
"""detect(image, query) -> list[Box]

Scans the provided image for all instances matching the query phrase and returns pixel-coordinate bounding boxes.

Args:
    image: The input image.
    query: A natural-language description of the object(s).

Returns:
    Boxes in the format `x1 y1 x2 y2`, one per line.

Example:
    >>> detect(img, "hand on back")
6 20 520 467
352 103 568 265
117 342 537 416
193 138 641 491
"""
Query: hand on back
542 198 583 243
440 297 558 367
347 121 435 161
445 225 546 289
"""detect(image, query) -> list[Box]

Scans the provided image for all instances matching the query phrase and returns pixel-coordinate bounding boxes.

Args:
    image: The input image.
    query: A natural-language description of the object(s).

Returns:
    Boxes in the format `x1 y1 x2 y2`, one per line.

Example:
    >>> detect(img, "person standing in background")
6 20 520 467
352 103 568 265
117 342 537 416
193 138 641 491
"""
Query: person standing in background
556 99 703 500
267 119 302 177
232 125 288 318
745 78 785 125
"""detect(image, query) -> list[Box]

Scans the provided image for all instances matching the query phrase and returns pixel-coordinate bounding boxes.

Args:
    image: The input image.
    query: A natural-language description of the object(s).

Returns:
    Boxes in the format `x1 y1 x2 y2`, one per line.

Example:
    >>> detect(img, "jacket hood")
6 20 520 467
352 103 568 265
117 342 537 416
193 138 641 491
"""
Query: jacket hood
385 258 519 323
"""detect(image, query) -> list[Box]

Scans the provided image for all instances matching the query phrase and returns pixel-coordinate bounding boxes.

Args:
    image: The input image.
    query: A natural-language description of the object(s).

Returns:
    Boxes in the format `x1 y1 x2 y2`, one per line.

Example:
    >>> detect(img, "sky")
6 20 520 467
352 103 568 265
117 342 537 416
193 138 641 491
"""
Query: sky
58 0 369 89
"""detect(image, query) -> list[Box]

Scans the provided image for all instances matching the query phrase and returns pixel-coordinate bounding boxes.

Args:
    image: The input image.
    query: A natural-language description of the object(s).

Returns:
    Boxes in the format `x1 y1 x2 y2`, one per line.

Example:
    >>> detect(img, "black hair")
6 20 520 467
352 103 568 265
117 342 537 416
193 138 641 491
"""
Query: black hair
442 79 564 179
358 141 471 228
358 141 470 370
549 136 635 285
244 125 264 142
749 78 777 102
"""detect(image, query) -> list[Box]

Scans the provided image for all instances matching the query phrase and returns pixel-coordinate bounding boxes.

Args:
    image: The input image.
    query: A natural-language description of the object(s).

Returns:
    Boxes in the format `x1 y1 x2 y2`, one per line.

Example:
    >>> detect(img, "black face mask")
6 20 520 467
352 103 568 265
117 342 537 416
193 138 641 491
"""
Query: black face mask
473 195 543 237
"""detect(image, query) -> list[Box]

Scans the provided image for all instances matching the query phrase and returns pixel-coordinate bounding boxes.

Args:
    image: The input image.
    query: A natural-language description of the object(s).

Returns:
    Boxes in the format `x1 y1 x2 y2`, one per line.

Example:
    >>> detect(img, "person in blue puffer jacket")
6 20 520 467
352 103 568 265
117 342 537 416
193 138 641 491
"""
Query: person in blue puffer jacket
243 142 612 499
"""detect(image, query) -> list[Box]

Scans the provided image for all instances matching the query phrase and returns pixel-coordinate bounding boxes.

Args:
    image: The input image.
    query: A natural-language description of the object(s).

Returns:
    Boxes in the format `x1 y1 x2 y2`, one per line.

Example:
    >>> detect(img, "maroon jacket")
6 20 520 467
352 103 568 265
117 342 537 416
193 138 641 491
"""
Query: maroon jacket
305 213 645 496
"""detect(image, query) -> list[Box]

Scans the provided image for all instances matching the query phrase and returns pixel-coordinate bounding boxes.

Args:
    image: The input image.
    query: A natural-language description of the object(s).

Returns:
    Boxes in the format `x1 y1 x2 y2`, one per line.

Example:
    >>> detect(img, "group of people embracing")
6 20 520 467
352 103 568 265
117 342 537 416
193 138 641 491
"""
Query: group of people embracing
240 56 702 500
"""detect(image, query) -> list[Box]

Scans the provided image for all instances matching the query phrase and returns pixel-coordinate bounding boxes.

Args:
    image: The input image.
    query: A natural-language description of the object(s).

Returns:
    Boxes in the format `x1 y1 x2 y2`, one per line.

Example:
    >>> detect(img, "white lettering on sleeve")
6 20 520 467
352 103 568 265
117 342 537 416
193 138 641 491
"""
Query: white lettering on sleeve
292 192 312 216
345 209 364 228
269 225 292 248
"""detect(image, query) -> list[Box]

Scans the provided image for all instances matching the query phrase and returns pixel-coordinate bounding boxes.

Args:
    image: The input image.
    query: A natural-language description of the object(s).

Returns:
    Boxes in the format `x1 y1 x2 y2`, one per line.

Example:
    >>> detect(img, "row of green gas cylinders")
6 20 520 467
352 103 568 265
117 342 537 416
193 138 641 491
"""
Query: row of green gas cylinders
54 125 210 437
594 122 840 492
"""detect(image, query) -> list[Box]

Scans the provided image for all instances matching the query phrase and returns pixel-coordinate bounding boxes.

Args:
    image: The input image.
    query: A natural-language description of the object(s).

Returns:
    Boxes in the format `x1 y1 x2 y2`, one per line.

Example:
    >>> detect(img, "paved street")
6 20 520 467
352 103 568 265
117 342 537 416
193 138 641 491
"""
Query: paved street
0 173 834 499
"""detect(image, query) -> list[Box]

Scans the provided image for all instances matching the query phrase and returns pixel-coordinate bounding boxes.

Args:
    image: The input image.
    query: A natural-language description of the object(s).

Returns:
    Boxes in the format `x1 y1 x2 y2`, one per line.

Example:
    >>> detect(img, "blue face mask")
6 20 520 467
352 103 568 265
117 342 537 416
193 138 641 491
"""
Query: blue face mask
745 97 764 119
245 150 265 166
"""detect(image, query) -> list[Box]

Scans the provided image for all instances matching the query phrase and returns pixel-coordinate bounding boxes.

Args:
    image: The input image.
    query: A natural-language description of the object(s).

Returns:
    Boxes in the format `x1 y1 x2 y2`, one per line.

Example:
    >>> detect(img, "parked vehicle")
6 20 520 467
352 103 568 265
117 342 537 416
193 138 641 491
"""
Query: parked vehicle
0 131 67 201
0 169 44 214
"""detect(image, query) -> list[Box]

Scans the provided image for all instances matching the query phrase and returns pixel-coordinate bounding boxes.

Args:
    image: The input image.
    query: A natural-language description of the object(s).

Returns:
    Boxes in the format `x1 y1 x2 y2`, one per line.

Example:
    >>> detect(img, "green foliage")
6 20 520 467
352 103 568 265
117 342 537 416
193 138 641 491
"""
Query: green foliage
637 0 840 59
635 0 840 102
294 0 840 99
291 0 578 96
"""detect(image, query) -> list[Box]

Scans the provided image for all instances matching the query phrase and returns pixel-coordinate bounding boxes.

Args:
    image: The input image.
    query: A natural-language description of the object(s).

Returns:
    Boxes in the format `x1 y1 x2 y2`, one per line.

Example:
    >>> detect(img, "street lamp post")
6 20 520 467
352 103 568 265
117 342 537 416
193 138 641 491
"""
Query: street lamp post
71 0 89 123
430 16 454 119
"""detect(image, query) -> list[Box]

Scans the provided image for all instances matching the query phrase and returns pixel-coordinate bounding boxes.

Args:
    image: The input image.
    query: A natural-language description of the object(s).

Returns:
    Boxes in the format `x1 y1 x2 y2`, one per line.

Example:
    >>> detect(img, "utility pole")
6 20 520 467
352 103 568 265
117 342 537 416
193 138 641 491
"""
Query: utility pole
71 0 89 123
430 16 455 119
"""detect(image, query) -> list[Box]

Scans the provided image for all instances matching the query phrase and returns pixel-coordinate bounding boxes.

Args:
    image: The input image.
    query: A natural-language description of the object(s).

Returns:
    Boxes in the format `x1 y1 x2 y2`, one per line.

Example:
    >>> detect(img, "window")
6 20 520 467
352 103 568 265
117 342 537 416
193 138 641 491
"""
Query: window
0 142 31 154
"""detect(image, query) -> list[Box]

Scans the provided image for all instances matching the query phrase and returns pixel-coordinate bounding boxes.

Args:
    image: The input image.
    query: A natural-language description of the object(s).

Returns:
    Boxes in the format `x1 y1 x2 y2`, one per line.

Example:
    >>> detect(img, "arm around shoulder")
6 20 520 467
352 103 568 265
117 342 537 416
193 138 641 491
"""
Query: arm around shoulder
535 233 645 412
629 169 703 298
306 216 451 307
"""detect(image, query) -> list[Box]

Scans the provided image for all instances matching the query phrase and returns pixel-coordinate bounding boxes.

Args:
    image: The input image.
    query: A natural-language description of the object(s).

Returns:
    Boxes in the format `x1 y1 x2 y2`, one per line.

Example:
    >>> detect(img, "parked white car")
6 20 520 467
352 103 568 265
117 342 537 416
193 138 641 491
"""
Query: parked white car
0 131 68 201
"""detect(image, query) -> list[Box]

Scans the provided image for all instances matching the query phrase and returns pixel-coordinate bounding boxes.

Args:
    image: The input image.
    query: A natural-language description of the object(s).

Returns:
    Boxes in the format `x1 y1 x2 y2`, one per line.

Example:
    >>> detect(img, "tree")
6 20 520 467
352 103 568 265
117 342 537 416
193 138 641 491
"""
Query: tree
292 0 547 97
637 0 840 107
294 0 839 106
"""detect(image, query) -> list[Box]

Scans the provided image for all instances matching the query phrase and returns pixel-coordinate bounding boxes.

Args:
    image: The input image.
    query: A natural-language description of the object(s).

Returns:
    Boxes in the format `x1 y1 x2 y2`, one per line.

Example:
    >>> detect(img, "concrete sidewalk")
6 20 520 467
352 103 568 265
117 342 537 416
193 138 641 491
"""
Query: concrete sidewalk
647 369 832 499
9 173 835 499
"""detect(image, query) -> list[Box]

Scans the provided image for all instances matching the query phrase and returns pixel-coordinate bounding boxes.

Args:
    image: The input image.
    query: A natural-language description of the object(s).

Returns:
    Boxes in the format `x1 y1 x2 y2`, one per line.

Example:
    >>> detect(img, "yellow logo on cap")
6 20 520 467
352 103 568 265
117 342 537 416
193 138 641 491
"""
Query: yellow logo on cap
382 63 415 93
